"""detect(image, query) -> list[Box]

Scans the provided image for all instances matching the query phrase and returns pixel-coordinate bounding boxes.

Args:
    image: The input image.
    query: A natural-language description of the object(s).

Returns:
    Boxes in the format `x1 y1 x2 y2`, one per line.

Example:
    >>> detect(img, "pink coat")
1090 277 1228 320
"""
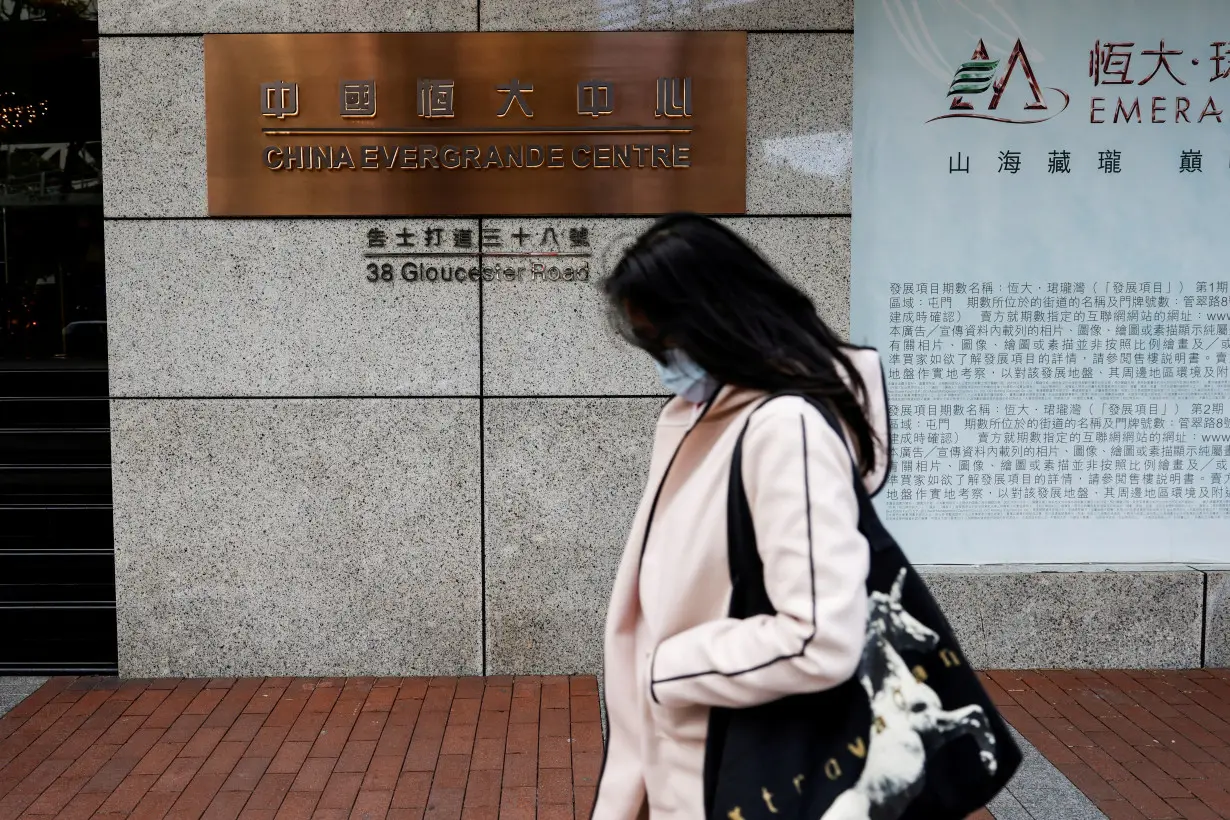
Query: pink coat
591 348 891 820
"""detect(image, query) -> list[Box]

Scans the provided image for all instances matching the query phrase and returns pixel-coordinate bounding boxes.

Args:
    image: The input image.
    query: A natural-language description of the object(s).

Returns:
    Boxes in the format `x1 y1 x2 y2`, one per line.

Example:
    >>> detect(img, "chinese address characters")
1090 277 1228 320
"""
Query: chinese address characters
359 222 598 284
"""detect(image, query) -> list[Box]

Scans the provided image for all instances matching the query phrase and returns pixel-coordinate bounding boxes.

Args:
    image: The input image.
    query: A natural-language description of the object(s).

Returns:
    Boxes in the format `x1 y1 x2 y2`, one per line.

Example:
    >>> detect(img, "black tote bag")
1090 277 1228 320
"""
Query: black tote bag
702 392 1021 820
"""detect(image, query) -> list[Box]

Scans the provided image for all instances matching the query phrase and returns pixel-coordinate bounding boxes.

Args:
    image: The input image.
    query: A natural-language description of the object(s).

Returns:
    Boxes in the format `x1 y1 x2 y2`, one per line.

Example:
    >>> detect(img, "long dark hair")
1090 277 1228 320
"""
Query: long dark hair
602 213 878 477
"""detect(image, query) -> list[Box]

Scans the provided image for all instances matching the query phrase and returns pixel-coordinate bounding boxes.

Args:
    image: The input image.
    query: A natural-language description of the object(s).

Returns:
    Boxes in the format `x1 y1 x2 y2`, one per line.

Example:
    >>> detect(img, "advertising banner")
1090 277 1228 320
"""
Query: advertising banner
853 1 1230 562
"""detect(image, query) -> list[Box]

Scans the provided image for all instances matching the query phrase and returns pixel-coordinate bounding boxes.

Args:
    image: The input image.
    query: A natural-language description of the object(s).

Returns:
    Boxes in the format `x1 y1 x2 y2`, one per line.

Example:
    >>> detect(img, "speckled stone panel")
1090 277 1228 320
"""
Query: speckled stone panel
748 33 852 215
919 566 1205 669
733 216 851 332
484 398 661 675
481 216 849 396
98 0 478 33
104 219 479 396
111 398 481 677
1205 569 1230 667
479 0 851 31
100 37 206 218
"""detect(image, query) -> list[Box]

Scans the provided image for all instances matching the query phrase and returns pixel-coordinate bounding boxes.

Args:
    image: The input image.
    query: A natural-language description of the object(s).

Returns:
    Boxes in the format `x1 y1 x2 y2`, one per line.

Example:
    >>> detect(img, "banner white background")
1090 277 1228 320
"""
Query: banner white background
853 0 1230 563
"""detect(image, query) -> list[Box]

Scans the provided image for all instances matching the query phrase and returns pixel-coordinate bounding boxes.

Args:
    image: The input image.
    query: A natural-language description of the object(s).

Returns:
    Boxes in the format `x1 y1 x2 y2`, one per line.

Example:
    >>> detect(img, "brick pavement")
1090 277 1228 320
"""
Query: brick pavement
982 669 1230 820
0 676 601 820
3 670 1228 820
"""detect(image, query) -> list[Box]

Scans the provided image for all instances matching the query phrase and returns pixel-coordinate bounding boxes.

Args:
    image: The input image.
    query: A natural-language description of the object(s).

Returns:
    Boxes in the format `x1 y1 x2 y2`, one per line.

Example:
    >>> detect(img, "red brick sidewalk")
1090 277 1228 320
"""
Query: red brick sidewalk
6 671 1229 820
0 676 601 820
982 669 1230 820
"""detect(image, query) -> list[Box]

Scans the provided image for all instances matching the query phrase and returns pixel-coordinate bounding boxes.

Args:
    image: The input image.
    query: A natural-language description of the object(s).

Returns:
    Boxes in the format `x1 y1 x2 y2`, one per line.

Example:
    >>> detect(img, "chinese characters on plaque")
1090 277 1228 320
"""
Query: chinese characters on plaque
258 77 693 122
260 81 297 119
339 80 376 118
205 32 746 215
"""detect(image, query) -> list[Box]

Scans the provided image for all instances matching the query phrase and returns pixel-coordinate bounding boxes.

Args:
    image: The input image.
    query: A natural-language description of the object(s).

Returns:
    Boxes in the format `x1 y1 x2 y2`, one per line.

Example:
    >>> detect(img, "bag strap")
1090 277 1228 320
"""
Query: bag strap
726 392 892 614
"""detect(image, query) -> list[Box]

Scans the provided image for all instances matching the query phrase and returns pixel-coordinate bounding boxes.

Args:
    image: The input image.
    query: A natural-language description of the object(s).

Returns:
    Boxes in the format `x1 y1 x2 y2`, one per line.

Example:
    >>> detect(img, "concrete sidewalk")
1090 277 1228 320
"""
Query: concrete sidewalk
1 671 1227 820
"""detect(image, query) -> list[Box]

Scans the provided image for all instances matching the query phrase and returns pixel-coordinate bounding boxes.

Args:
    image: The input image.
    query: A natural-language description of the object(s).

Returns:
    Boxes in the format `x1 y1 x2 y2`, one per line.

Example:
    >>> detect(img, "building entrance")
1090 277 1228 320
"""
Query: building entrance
1 1 115 675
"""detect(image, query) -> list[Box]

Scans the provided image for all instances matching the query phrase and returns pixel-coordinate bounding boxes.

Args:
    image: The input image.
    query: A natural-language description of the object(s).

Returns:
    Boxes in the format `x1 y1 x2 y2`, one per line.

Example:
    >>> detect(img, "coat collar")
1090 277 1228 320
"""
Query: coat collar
659 384 766 430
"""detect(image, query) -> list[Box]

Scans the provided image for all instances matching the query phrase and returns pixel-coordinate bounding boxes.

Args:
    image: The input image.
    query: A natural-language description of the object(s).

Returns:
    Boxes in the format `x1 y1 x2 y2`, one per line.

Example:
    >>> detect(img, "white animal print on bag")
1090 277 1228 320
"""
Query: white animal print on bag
820 569 998 820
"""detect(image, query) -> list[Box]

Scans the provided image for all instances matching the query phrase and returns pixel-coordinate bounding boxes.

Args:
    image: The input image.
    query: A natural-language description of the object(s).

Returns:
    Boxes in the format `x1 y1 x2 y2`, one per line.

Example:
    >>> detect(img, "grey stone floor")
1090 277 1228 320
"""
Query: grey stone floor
0 676 48 717
988 726 1107 820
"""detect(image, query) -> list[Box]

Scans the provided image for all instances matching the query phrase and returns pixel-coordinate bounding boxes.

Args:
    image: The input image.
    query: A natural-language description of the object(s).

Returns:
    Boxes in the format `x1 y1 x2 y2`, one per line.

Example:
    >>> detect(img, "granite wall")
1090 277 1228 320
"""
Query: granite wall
98 0 1224 676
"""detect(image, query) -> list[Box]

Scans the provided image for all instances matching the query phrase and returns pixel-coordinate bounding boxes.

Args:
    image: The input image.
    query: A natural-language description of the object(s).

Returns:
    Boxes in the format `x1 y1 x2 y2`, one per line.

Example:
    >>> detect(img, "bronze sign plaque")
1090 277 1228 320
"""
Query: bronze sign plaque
204 33 747 216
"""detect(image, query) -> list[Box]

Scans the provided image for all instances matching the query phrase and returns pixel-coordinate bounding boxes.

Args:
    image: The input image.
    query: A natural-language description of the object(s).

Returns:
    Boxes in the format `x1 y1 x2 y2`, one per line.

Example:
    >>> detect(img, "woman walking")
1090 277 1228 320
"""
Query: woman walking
591 214 891 819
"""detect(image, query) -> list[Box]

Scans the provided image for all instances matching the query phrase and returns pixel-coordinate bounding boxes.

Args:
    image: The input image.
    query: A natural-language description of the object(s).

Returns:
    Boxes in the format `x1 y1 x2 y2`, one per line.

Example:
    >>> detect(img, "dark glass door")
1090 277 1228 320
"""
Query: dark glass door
1 0 115 674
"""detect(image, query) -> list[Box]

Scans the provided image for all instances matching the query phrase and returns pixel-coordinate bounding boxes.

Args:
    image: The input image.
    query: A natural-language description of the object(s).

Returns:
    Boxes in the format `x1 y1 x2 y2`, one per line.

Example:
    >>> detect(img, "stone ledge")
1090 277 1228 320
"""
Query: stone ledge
1205 568 1230 667
918 565 1206 670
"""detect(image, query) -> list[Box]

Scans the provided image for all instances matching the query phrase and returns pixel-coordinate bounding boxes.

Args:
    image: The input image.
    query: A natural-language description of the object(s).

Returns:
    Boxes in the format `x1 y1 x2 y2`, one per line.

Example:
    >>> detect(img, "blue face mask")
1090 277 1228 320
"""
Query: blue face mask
655 349 719 404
